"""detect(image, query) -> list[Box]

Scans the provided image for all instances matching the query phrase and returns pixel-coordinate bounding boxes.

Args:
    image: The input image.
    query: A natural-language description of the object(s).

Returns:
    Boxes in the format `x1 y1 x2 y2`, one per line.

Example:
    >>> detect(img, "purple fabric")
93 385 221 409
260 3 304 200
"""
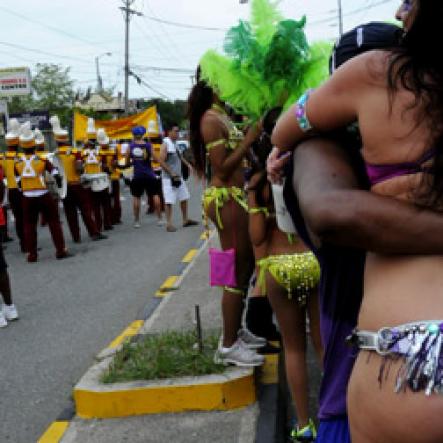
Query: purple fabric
129 142 156 180
366 148 436 185
317 417 351 443
284 150 366 419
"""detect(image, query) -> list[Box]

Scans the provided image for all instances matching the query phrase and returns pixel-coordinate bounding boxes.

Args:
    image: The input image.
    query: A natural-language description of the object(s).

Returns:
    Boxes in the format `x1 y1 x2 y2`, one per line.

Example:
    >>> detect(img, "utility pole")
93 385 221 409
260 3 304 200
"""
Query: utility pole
120 0 142 114
337 0 343 37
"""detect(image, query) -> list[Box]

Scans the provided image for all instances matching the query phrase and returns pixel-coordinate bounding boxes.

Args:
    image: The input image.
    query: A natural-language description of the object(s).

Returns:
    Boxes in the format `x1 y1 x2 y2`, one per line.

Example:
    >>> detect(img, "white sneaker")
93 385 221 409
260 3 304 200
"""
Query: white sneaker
214 339 265 367
133 221 141 229
157 219 166 226
238 328 267 349
3 304 18 321
0 311 7 328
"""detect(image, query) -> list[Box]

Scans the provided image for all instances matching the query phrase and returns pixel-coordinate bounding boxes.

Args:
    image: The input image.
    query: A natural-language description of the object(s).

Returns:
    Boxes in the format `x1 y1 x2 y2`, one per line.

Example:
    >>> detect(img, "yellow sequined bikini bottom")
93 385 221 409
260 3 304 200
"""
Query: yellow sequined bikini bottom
258 252 320 305
203 186 248 229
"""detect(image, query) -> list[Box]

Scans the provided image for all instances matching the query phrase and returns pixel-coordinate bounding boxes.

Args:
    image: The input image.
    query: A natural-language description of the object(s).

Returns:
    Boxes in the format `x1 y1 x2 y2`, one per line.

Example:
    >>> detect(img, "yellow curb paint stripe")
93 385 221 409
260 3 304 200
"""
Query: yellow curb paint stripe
107 320 144 349
182 248 197 263
160 275 179 290
155 290 166 297
37 421 69 443
260 354 279 385
74 373 255 418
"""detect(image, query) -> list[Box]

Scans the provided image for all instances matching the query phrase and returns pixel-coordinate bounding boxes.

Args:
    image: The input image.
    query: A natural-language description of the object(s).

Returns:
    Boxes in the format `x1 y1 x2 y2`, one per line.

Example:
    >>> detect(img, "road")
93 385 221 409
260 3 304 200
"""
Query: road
0 179 203 443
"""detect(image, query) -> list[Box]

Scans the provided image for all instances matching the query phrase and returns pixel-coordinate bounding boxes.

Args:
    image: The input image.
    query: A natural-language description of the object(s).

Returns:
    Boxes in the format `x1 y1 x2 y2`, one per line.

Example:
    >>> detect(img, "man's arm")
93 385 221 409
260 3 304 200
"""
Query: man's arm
295 138 443 254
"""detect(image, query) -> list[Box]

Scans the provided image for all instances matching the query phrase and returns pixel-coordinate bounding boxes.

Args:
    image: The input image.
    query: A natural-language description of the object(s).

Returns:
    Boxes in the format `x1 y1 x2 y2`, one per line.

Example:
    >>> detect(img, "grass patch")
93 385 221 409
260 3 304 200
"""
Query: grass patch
101 329 226 383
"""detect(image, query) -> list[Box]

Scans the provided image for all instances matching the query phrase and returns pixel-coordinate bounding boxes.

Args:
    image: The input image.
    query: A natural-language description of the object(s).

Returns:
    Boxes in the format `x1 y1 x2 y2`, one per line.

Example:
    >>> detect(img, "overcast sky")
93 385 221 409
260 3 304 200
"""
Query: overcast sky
0 0 400 102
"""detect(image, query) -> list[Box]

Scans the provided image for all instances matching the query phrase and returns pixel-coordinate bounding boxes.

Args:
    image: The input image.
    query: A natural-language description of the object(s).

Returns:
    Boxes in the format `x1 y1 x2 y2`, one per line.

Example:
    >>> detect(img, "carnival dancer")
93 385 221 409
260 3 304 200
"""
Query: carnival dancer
15 123 71 262
188 72 265 367
3 118 25 252
105 138 122 225
128 126 168 228
49 116 105 243
81 119 112 232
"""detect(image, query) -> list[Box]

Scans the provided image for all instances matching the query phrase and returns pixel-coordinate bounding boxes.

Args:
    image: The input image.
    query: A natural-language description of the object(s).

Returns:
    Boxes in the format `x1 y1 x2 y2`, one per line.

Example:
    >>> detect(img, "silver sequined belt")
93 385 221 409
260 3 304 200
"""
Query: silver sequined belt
347 320 443 356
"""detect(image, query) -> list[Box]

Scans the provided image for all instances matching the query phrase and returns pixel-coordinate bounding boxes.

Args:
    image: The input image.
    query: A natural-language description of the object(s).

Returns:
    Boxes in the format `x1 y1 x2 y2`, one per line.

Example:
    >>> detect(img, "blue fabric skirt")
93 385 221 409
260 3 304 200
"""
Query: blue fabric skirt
316 417 351 443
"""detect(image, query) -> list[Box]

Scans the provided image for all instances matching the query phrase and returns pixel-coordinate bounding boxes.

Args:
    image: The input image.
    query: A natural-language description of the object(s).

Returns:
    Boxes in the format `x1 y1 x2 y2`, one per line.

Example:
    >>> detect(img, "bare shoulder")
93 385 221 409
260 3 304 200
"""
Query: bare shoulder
332 50 389 85
200 109 227 143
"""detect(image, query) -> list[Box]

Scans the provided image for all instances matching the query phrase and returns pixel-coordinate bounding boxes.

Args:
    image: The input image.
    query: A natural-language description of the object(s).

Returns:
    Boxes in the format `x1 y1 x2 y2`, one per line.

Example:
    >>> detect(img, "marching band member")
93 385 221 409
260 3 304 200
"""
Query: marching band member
104 137 122 225
82 120 112 231
50 116 105 243
15 123 71 262
3 119 25 252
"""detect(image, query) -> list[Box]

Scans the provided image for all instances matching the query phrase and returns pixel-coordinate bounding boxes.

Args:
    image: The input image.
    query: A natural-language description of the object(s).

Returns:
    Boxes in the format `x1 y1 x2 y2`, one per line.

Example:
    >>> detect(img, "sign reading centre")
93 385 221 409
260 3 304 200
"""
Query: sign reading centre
0 67 31 97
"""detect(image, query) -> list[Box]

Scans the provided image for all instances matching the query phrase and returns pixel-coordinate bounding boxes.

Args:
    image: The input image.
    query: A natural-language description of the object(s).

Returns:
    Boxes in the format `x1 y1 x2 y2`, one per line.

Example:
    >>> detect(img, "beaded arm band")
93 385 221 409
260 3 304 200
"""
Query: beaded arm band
295 90 314 132
249 206 270 217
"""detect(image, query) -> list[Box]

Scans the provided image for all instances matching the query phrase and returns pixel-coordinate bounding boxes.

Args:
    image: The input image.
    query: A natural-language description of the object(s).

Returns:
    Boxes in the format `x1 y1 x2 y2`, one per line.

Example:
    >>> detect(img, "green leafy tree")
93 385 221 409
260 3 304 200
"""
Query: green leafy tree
9 63 75 126
141 98 187 130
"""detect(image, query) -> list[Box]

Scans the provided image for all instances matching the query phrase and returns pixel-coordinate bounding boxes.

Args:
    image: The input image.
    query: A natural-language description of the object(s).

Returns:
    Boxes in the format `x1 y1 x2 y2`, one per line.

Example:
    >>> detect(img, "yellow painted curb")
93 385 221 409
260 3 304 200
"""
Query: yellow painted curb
37 421 69 443
160 275 179 290
74 372 255 418
182 248 197 263
260 354 279 385
107 320 144 349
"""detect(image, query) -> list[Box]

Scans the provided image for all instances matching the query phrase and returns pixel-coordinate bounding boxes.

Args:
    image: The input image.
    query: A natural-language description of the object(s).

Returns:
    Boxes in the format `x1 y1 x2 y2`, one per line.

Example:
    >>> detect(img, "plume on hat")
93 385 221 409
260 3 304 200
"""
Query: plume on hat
97 128 109 146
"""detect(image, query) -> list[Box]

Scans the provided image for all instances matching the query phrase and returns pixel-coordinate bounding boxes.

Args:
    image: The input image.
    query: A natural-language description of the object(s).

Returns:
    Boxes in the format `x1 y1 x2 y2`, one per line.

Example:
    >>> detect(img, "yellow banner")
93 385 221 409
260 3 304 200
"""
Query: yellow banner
73 106 160 142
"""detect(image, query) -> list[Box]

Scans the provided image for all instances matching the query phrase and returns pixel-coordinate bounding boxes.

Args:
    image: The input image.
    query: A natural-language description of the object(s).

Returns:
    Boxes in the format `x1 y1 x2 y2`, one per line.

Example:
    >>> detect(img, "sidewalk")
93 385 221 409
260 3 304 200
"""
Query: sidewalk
58 235 275 443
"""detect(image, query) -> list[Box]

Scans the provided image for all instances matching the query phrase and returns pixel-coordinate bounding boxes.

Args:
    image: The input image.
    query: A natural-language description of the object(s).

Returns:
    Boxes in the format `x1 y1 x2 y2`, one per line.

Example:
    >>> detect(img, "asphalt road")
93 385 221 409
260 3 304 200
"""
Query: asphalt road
0 179 203 443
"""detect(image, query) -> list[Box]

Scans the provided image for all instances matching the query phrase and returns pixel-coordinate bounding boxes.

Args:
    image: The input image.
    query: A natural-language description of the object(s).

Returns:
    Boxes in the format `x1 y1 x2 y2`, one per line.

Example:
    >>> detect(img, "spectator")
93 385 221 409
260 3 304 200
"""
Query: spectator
160 124 198 232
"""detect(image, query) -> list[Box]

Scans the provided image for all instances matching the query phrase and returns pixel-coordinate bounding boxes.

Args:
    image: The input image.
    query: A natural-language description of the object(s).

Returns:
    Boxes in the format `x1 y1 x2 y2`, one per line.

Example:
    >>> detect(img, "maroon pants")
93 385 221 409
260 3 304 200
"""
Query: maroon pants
63 184 99 241
110 180 122 224
90 189 112 231
22 193 66 258
8 188 24 249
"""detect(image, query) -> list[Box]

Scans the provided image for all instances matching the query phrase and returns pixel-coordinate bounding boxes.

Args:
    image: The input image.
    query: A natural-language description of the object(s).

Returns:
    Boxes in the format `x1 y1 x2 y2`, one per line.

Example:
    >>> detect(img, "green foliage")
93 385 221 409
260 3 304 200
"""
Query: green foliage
101 329 225 383
141 98 187 130
8 63 75 127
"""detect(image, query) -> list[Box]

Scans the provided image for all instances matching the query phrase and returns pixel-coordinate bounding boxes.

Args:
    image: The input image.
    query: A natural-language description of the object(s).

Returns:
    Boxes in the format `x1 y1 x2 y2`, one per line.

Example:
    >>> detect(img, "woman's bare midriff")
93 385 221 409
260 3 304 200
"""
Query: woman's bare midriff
348 177 443 442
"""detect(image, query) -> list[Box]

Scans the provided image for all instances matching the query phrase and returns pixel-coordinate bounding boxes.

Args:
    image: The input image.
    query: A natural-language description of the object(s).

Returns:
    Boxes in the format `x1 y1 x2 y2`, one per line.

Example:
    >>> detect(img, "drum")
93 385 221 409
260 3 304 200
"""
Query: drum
89 173 110 192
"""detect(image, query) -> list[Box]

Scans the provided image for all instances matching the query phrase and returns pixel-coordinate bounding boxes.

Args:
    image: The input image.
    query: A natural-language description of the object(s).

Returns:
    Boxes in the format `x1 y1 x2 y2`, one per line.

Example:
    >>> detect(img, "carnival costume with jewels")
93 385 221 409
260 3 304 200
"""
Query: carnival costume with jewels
200 0 327 296
50 115 101 243
15 122 67 262
3 118 25 251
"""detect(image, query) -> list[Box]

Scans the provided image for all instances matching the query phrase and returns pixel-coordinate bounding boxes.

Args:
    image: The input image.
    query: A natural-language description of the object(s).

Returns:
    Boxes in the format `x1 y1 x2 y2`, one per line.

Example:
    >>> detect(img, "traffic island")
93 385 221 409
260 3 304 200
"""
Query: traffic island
73 353 256 418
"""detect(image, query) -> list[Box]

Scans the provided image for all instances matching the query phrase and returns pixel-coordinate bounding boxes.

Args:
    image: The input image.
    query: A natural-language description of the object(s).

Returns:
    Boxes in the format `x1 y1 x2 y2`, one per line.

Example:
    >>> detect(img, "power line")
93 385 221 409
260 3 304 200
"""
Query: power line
142 15 227 32
309 0 395 26
131 64 194 74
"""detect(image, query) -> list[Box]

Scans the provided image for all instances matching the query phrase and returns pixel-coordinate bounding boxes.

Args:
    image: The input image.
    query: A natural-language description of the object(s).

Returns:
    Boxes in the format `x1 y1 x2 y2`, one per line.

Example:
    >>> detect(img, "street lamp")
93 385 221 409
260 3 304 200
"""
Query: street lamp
95 52 112 93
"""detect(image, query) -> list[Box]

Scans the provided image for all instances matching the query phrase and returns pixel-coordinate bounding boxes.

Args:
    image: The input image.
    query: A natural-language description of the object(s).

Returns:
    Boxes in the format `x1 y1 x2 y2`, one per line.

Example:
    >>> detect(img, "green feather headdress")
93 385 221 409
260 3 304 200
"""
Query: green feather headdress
199 0 332 120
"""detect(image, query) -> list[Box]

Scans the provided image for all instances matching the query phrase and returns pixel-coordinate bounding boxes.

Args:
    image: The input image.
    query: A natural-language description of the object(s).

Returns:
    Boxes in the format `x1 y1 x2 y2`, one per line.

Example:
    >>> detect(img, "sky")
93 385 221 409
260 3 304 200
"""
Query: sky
0 0 401 102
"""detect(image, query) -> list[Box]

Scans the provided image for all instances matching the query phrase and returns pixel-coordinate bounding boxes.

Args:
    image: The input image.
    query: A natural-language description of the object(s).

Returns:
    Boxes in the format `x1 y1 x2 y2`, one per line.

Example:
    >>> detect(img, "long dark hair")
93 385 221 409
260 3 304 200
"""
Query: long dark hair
187 66 214 178
387 0 443 205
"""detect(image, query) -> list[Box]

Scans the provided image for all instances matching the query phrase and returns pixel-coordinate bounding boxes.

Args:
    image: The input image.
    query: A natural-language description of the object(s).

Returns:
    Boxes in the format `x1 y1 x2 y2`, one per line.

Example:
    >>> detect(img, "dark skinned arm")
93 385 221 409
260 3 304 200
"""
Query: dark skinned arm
294 138 443 254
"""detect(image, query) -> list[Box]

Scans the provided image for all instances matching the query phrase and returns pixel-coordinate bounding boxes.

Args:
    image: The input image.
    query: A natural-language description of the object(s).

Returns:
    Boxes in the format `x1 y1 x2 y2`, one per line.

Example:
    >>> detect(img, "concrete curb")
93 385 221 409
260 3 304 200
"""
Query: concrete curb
74 356 255 418
37 230 216 442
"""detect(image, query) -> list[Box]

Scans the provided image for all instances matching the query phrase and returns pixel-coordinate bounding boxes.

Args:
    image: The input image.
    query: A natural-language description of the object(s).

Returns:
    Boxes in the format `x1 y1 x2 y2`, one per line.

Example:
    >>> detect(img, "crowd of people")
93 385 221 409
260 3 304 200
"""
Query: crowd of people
188 1 443 442
0 116 198 327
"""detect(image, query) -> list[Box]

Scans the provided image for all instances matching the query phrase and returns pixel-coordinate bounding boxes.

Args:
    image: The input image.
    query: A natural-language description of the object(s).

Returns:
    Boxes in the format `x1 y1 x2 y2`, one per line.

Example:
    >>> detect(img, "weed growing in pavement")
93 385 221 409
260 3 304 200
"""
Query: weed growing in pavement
101 329 225 383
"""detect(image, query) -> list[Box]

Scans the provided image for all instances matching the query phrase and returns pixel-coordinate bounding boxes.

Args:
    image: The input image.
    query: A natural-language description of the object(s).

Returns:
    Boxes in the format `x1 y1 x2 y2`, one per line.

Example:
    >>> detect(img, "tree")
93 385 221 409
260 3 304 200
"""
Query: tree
9 63 75 126
141 98 187 130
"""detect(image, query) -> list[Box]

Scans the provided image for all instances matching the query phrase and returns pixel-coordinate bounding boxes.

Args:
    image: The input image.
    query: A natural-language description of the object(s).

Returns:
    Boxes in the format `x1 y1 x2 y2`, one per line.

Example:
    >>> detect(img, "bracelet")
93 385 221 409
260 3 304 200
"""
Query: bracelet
295 90 313 132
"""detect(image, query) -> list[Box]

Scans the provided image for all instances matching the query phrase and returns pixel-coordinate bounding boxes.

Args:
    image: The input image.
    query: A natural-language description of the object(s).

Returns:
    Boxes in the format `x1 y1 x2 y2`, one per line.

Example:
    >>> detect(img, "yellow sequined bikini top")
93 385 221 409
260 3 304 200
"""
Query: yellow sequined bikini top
205 104 244 152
